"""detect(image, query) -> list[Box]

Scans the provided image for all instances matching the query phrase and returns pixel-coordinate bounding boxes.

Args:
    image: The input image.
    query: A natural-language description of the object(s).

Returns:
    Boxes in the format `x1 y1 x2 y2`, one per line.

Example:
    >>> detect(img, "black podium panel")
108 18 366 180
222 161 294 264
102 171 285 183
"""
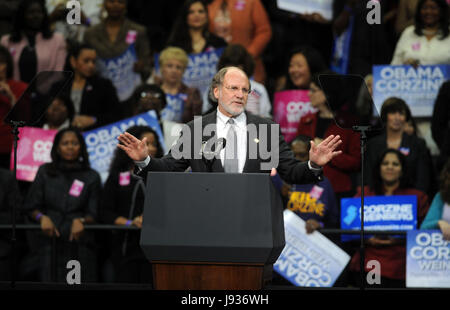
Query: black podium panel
140 172 285 264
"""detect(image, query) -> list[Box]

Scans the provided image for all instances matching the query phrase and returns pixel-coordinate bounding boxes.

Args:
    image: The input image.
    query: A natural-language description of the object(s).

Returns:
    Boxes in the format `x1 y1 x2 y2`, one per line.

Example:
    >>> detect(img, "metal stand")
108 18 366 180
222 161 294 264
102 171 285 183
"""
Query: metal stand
352 125 371 290
9 120 25 288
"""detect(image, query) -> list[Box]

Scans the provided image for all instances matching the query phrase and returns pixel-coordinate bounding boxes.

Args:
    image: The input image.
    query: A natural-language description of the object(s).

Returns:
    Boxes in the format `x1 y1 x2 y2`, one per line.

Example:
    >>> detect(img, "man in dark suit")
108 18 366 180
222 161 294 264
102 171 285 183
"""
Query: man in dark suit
117 66 343 184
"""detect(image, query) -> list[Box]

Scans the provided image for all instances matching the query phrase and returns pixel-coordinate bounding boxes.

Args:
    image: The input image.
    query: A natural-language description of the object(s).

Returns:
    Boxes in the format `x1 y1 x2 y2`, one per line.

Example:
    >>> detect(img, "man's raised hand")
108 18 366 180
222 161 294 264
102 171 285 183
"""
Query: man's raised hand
117 132 149 161
309 134 343 167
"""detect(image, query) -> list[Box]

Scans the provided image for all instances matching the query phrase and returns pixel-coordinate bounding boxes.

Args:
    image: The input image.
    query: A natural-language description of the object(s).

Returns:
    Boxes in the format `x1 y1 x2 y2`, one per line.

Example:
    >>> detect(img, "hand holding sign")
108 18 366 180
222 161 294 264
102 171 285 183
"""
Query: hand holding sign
117 132 149 161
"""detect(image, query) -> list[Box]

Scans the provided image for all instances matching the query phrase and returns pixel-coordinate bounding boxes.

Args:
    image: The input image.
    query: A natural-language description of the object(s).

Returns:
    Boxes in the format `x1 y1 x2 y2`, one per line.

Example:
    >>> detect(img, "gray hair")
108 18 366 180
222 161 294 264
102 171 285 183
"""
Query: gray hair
208 66 251 103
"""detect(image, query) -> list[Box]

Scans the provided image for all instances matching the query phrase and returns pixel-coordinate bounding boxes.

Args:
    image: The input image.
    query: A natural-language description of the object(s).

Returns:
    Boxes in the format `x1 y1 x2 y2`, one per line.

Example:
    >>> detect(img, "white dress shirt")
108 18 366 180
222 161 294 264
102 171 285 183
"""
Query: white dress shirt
391 25 450 65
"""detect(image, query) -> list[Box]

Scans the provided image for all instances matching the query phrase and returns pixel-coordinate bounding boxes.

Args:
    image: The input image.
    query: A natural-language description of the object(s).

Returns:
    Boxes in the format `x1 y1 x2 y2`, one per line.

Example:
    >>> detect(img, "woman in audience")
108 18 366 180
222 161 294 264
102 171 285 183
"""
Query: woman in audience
167 0 227 54
0 0 67 83
0 45 27 169
207 0 271 83
67 43 120 130
296 72 361 204
23 127 101 282
350 148 430 287
421 158 450 240
83 0 152 101
365 97 434 196
42 93 75 131
156 46 202 123
203 44 271 118
391 0 450 66
275 45 328 92
100 125 163 284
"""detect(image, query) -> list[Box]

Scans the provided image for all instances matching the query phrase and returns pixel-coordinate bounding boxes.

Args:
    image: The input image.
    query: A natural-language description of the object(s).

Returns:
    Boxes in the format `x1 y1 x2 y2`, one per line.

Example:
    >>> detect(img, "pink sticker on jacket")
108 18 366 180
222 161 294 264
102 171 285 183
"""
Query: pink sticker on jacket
309 185 324 200
126 30 137 44
411 42 421 51
119 171 131 186
69 179 85 197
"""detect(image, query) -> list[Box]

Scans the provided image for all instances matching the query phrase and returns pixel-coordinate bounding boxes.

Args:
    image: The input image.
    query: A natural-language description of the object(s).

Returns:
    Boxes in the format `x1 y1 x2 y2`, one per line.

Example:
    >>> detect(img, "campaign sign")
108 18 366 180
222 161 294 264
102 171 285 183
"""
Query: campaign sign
373 65 450 117
154 48 224 97
273 90 316 143
276 0 333 20
183 48 224 96
273 210 350 287
340 195 417 241
10 127 57 182
83 111 164 183
97 43 142 101
406 230 450 288
160 93 187 123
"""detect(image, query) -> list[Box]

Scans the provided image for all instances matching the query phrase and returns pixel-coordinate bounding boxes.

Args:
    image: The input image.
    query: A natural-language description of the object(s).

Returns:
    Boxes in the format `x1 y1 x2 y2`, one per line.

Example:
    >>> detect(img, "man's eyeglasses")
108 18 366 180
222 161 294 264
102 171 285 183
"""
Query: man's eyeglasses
223 84 251 95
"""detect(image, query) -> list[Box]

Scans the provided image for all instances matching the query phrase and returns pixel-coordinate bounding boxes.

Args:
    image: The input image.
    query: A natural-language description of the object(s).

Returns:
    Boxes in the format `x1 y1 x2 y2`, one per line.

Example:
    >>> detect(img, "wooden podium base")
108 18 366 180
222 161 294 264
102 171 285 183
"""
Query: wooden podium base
152 261 272 290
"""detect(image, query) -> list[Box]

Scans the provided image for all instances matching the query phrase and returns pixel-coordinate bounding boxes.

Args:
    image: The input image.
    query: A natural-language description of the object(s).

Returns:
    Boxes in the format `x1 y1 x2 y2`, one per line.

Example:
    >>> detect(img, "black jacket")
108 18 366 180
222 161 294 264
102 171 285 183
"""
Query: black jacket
69 75 121 129
23 163 101 239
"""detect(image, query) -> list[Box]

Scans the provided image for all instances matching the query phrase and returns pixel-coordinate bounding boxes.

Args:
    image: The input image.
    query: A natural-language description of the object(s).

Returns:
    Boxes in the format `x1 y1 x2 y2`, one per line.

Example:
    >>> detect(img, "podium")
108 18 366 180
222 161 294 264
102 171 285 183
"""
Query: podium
140 172 285 290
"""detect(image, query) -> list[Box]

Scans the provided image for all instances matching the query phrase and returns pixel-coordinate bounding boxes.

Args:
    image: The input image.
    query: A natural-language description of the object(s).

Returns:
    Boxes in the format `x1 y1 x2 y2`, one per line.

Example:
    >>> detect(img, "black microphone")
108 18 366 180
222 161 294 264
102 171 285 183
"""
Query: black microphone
201 137 226 172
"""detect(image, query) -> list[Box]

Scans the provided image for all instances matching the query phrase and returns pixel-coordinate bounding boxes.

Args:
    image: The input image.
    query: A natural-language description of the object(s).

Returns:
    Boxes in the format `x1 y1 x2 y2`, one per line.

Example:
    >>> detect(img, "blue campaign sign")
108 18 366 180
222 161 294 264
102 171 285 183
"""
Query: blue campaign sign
406 230 450 288
160 93 187 123
97 43 142 102
373 64 450 117
83 111 164 183
340 195 417 241
274 210 350 287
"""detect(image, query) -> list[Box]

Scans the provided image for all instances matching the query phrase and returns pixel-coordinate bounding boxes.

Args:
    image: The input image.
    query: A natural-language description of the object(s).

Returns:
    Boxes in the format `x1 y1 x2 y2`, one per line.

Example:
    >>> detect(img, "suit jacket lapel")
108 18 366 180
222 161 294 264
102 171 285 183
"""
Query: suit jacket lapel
201 111 224 172
243 112 260 173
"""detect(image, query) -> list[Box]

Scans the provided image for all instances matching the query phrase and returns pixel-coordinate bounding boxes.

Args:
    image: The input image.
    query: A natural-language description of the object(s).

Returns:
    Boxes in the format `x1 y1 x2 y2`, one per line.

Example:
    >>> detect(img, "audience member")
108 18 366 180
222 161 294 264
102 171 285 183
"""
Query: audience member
126 83 182 151
100 125 163 284
83 0 152 101
350 148 430 288
203 44 271 118
297 72 360 204
167 0 227 54
365 97 434 196
67 43 120 130
275 45 328 92
0 0 67 83
126 84 167 119
283 135 339 233
155 46 202 123
421 158 450 240
208 0 271 83
0 45 28 169
22 128 101 282
391 0 450 66
431 80 450 171
42 93 75 131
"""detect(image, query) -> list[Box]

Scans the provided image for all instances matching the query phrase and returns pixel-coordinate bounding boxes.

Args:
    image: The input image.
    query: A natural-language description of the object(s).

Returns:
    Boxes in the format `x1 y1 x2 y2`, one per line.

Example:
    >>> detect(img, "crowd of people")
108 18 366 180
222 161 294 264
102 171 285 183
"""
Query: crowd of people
0 0 449 288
